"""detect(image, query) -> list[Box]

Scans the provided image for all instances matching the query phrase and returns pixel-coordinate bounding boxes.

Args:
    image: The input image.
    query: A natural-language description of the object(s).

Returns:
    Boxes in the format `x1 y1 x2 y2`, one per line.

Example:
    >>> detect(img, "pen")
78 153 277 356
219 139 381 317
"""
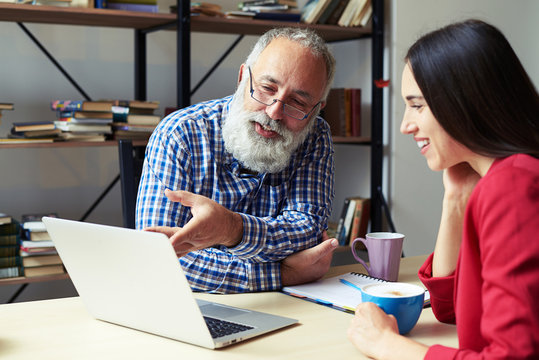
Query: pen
340 278 363 292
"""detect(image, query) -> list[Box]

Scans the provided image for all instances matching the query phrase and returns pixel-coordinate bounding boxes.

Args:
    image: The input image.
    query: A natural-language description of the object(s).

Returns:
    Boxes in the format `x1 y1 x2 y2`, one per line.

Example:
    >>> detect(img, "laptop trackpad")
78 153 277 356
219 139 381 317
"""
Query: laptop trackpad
200 303 249 319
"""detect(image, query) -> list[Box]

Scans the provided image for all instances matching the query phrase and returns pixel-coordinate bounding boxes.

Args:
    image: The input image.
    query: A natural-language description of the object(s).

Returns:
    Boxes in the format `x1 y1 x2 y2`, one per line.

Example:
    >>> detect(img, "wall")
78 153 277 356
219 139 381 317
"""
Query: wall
0 1 370 301
388 0 539 256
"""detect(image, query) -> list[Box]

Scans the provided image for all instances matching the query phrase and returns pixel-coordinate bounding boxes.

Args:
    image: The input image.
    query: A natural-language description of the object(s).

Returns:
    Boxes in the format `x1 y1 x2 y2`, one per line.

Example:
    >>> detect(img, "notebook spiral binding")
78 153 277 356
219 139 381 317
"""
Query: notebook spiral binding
350 272 387 283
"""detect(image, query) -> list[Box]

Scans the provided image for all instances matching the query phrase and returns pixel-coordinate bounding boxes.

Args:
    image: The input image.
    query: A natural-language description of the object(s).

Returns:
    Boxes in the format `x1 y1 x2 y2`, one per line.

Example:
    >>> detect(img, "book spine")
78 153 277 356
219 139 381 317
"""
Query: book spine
335 198 350 245
0 221 20 235
0 266 23 279
252 12 301 22
0 234 20 246
51 100 83 111
342 199 357 245
0 256 22 268
350 88 361 136
107 2 158 12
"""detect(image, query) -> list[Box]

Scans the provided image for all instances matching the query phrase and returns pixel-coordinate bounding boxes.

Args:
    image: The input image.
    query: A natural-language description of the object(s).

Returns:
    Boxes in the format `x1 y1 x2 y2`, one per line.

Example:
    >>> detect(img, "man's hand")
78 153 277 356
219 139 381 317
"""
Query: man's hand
281 234 338 286
144 189 243 257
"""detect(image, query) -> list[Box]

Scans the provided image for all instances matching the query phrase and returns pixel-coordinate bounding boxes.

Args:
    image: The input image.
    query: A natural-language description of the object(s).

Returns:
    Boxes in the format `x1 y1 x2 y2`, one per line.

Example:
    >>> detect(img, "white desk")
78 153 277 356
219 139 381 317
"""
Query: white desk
0 255 457 359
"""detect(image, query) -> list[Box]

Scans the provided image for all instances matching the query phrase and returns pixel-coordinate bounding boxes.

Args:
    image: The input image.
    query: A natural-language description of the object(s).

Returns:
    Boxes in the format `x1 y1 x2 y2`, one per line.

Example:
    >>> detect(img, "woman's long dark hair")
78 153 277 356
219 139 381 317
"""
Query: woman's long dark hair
405 19 539 158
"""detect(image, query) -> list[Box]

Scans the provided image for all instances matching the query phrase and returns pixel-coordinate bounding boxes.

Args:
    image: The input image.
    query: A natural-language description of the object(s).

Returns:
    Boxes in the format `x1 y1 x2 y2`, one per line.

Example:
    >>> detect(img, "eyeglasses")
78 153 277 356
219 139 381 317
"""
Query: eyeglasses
248 66 321 121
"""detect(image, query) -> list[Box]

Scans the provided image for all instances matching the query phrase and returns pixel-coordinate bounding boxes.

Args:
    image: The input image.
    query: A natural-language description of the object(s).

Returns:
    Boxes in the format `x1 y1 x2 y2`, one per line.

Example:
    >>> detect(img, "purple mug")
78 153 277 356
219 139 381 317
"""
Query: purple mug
351 232 404 282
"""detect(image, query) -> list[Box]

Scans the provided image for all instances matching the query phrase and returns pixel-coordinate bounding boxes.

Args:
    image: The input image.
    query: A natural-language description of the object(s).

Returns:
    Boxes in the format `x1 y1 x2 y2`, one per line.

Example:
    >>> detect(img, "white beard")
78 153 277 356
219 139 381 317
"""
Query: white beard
222 80 315 174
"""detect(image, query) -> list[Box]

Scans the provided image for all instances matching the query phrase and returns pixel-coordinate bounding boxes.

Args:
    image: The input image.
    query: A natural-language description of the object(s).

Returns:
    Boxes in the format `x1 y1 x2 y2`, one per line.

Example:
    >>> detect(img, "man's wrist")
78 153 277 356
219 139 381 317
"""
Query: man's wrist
225 211 244 247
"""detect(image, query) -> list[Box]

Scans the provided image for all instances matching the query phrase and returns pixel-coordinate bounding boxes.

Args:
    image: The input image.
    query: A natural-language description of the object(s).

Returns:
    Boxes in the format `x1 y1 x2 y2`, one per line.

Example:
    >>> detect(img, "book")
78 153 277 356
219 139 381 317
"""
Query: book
351 0 371 26
324 0 349 25
282 272 430 313
105 0 156 4
111 123 156 132
12 121 55 132
57 116 112 125
0 138 55 144
0 234 20 246
0 212 12 225
125 114 160 126
0 245 20 257
316 0 341 24
0 102 14 110
0 255 21 268
341 198 357 245
303 0 331 24
54 121 112 134
50 100 83 112
10 128 62 139
73 111 113 119
106 2 158 12
347 197 370 245
51 100 118 112
322 88 362 138
0 221 20 235
349 88 362 136
334 197 350 245
23 264 65 277
25 231 52 241
57 133 107 142
21 240 55 249
300 0 318 22
323 88 346 136
22 254 62 267
0 265 23 279
253 11 301 22
338 0 366 27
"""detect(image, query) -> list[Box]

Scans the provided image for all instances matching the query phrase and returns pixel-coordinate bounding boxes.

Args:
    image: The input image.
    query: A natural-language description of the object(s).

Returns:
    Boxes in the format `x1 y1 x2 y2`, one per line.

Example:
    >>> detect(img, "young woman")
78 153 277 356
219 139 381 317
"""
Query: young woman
348 19 539 359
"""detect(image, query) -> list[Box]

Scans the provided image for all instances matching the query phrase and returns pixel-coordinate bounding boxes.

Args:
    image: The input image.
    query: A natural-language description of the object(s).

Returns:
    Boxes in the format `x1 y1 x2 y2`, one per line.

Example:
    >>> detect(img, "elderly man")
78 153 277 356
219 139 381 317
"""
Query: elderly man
137 27 338 293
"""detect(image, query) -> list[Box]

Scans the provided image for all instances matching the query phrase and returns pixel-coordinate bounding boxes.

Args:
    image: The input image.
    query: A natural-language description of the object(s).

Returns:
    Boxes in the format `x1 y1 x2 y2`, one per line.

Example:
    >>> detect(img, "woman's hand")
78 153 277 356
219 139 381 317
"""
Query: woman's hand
348 303 428 360
348 302 399 358
443 162 481 204
433 162 481 276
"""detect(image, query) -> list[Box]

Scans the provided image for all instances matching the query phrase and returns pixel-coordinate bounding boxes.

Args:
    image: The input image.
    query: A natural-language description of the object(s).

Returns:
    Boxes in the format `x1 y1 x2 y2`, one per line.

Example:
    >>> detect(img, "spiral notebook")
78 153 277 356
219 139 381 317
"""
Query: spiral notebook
282 272 430 313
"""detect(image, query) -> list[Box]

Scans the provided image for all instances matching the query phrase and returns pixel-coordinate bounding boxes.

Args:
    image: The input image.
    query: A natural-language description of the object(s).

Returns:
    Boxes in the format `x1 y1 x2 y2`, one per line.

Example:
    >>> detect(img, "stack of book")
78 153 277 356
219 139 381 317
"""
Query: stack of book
334 196 370 246
19 213 65 278
51 99 160 141
106 0 158 12
301 0 372 27
8 121 60 143
322 88 362 138
0 213 23 279
110 100 161 140
51 100 114 142
226 0 301 22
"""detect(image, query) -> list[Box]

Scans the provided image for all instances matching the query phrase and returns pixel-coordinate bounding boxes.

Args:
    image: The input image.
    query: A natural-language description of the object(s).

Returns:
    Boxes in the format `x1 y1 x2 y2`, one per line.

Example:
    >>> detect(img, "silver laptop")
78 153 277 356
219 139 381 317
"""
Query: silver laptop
42 217 297 349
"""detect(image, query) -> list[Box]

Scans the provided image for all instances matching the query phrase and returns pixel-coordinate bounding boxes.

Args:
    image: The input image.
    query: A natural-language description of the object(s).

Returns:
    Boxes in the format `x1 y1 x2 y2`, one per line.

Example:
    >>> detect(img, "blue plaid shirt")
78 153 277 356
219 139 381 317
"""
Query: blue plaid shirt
136 95 335 293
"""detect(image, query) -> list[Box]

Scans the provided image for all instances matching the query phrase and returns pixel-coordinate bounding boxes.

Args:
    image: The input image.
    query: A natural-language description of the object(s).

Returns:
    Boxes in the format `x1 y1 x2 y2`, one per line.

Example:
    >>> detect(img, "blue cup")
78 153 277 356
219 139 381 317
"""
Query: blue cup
360 282 425 334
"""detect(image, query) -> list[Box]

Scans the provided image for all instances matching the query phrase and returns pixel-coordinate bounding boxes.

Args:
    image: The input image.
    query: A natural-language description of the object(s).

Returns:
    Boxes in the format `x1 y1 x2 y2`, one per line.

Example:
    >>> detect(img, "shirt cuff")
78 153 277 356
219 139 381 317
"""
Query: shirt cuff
419 253 456 324
248 261 282 292
424 345 459 360
228 213 267 258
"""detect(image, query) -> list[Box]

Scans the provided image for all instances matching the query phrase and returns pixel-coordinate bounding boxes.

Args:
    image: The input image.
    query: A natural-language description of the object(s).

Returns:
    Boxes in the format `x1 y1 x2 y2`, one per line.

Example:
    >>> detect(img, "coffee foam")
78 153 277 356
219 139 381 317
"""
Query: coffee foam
362 283 424 298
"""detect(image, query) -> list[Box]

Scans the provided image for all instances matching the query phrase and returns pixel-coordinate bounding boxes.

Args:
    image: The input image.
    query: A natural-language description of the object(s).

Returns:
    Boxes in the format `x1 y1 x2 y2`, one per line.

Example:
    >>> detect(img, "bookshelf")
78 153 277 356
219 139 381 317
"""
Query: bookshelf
0 1 386 293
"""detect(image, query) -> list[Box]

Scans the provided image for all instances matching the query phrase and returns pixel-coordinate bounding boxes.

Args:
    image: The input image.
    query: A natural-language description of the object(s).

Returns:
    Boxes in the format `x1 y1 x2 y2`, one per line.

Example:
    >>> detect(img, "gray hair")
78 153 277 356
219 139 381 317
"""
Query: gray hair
244 27 336 100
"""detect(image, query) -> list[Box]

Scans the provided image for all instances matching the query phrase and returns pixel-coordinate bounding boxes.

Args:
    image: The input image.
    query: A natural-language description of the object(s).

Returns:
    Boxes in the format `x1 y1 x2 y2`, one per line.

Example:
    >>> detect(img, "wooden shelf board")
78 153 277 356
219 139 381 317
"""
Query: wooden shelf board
0 272 69 286
190 16 372 42
0 3 176 29
0 140 147 149
0 4 371 42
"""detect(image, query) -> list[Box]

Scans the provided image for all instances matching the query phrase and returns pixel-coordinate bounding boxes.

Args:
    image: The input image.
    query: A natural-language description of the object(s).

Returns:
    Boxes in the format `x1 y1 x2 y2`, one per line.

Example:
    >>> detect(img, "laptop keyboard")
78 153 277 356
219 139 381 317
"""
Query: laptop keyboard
203 316 254 339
